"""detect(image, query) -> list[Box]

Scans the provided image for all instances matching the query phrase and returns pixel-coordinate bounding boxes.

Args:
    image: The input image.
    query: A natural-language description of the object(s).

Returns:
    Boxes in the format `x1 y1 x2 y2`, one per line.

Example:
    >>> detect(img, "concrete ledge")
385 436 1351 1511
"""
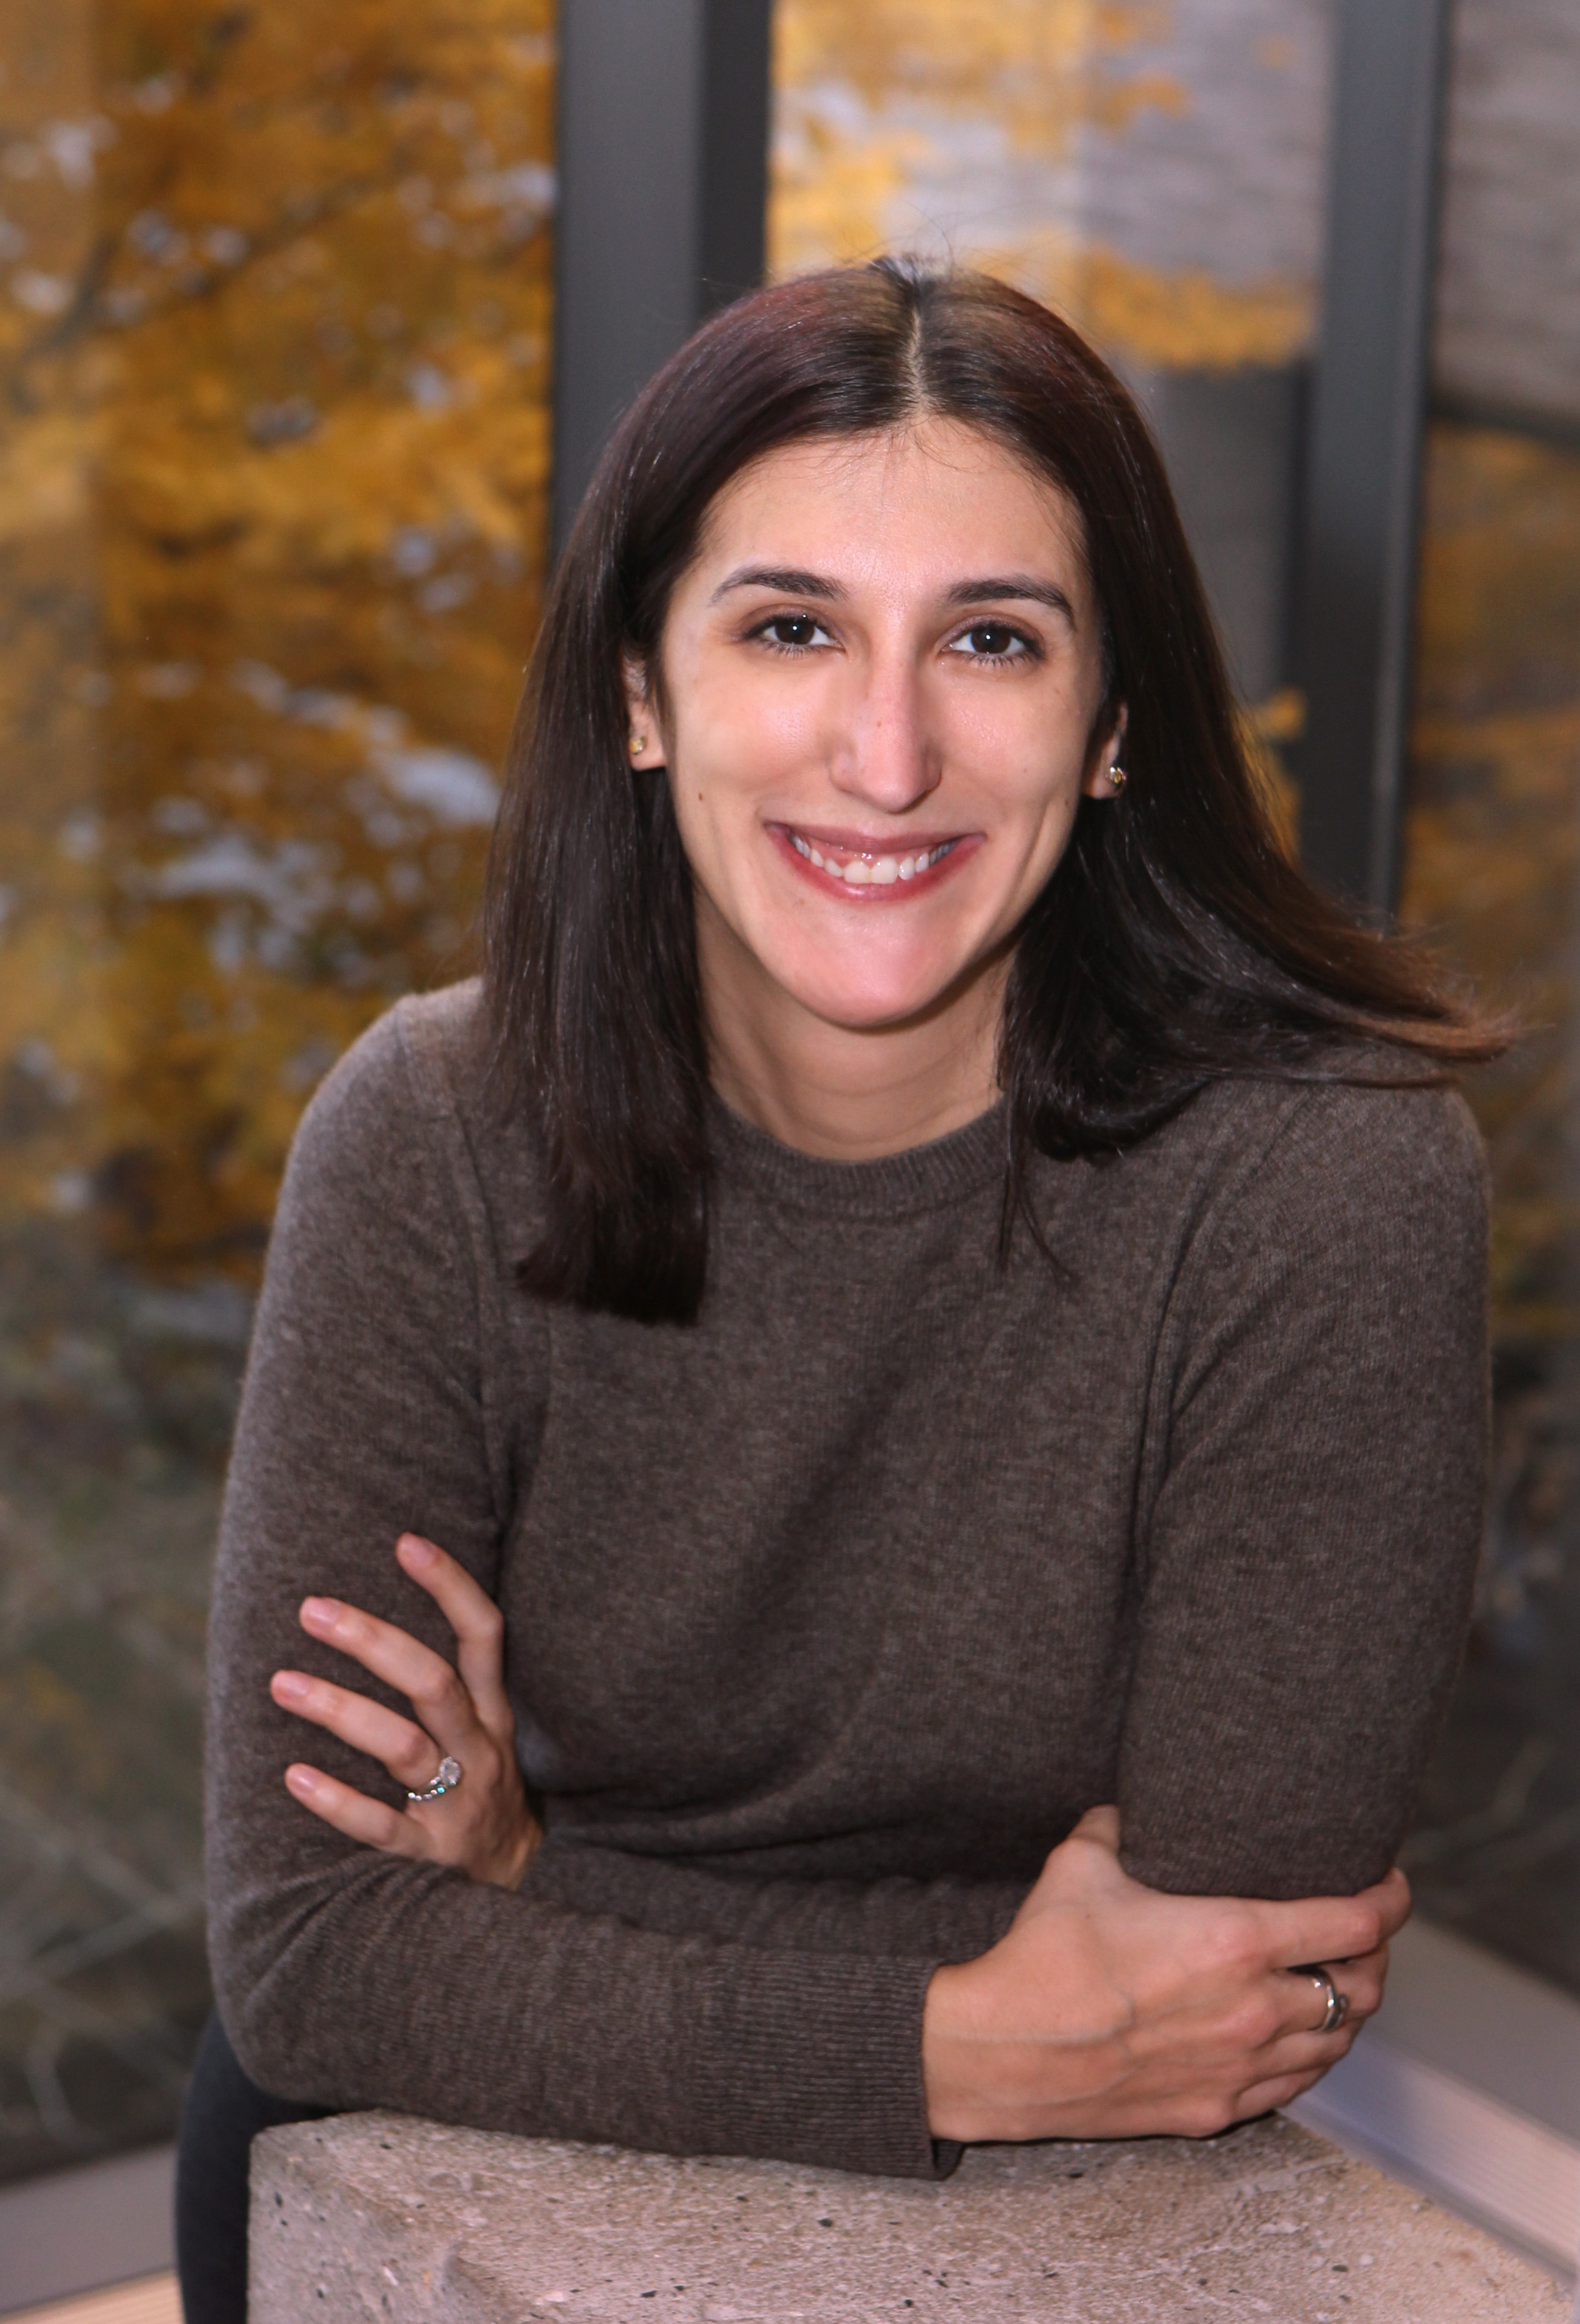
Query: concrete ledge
250 2108 1566 2320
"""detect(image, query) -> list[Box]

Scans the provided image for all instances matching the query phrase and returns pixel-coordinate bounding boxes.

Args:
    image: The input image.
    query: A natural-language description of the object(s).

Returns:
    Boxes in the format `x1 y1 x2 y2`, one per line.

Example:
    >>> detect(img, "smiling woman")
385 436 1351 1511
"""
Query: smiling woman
492 259 1497 1320
626 424 1119 1159
184 261 1504 2322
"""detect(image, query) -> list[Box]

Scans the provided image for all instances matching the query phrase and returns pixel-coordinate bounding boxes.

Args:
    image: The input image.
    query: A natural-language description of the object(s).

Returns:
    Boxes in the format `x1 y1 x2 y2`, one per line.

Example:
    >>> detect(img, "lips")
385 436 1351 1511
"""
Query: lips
772 822 976 895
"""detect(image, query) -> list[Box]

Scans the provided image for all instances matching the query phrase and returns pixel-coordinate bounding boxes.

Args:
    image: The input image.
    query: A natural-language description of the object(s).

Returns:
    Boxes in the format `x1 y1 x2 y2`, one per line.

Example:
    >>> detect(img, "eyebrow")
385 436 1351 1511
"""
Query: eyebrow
710 564 844 604
709 564 1077 619
944 575 1076 619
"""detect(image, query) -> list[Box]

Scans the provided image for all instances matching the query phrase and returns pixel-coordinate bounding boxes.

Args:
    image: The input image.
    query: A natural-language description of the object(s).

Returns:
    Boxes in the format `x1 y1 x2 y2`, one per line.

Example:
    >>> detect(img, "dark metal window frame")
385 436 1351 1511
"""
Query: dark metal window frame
1294 0 1454 911
551 0 771 552
552 0 1452 920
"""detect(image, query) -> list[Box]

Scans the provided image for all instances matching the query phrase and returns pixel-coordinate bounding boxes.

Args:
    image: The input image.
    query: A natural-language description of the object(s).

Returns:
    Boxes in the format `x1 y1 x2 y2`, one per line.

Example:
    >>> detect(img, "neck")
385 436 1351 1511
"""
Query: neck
699 922 1008 1164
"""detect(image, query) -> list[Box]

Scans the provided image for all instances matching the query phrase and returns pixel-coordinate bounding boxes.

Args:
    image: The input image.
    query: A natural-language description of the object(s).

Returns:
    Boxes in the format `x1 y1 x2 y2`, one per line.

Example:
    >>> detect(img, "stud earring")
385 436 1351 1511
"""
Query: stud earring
1106 761 1127 790
629 731 648 757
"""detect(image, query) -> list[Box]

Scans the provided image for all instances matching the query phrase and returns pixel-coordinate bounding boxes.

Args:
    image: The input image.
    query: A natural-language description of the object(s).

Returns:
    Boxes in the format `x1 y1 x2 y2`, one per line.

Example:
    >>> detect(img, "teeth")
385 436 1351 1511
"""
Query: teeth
788 834 954 884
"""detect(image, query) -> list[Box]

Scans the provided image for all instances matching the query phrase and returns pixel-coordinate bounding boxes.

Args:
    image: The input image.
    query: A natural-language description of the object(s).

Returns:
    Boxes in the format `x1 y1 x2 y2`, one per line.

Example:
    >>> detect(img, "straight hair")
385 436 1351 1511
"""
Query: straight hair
484 257 1500 1324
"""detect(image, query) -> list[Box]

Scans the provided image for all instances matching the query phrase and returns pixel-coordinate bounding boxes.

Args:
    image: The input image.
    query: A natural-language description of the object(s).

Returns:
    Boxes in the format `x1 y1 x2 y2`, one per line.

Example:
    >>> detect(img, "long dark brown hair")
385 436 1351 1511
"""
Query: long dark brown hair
484 257 1498 1324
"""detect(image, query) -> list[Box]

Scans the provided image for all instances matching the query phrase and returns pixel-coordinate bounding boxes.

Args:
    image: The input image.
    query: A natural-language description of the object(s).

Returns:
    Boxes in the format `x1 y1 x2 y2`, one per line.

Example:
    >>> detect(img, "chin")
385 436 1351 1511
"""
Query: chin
774 949 965 1034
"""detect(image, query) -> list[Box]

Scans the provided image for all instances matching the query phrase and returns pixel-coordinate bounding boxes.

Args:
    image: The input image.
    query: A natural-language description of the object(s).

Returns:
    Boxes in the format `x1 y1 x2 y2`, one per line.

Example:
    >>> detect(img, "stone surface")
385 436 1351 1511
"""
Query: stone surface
250 2110 1566 2322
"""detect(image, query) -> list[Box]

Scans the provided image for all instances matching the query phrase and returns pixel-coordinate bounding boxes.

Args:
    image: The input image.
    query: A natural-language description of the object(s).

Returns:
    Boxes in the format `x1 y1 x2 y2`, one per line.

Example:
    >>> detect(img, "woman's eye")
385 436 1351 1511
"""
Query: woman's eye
950 621 1028 661
760 612 829 651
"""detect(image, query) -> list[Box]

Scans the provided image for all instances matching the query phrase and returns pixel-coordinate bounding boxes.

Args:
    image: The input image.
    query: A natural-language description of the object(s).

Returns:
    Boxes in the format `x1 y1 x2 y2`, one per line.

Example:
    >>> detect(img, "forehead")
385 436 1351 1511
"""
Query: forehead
691 420 1090 591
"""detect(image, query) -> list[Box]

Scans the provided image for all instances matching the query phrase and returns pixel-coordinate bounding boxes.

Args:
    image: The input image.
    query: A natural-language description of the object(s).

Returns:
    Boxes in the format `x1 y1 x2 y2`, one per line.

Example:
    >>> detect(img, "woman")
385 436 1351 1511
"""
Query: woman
178 259 1494 2318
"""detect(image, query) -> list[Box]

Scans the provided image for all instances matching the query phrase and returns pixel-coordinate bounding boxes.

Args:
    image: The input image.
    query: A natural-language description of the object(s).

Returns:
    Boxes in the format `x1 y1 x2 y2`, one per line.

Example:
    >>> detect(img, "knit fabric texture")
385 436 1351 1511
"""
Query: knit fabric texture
205 981 1489 2178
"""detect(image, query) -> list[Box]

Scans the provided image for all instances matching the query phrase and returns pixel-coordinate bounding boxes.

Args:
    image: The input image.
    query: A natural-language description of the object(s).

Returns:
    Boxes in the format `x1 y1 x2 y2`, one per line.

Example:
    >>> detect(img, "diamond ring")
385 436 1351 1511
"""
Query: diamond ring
406 1755 462 1804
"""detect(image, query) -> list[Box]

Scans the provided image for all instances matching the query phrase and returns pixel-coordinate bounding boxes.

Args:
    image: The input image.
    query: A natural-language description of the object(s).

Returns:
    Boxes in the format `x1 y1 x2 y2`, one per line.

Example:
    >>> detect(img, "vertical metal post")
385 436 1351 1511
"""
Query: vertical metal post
551 0 771 553
1295 0 1453 912
699 0 773 317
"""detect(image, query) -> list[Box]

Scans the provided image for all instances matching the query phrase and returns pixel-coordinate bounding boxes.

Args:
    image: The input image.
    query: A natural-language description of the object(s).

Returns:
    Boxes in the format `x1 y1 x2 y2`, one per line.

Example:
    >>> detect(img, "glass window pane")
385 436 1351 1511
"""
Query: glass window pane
0 0 555 2182
1397 0 1580 1993
771 0 1331 772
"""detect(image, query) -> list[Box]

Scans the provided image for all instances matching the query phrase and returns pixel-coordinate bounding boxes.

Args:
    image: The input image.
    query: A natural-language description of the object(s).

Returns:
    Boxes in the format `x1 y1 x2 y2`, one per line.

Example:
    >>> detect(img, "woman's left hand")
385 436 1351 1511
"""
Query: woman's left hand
270 1532 542 1891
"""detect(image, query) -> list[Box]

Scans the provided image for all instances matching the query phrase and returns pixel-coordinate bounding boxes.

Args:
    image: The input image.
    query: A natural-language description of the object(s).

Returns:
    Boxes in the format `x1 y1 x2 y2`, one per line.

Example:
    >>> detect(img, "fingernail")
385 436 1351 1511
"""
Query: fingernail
272 1672 310 1701
301 1597 341 1625
285 1765 319 1798
400 1535 436 1568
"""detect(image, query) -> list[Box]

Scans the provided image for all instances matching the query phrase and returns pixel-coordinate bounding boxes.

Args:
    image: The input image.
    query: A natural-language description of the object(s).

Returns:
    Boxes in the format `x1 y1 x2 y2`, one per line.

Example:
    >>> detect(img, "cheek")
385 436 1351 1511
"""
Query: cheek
661 702 769 914
668 679 829 900
951 692 1089 838
687 662 825 781
951 651 1088 762
657 660 736 850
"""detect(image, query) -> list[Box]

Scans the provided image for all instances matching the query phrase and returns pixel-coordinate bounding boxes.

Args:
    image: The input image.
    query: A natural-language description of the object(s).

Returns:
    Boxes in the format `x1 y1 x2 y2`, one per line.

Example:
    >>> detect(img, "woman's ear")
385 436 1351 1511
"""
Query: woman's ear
1082 702 1129 799
622 656 665 769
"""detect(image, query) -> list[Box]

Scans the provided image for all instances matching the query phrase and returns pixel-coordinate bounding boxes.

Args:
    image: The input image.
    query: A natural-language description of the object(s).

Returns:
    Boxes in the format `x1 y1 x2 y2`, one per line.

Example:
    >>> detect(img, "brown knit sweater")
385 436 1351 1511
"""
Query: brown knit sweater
204 981 1488 2178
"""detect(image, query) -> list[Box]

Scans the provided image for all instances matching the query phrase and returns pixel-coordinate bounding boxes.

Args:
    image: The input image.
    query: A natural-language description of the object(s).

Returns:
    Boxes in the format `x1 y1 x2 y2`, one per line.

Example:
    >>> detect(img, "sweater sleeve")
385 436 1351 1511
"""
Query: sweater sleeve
1116 1081 1490 1900
204 1002 984 2177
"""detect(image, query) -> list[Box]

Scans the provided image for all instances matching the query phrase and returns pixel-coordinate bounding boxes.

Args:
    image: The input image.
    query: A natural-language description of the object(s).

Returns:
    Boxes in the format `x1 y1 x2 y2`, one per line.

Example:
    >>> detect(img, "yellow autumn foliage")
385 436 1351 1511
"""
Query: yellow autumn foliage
0 0 554 1280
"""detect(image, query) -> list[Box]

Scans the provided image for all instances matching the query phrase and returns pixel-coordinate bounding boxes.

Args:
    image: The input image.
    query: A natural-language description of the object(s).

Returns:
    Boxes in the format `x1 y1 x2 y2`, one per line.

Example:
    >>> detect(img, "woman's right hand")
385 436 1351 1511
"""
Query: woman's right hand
270 1533 542 1892
922 1805 1406 2143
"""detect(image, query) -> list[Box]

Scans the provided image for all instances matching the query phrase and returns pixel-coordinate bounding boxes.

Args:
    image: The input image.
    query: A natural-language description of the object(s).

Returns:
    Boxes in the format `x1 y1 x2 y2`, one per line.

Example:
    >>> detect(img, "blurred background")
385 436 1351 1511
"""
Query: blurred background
0 0 1576 2304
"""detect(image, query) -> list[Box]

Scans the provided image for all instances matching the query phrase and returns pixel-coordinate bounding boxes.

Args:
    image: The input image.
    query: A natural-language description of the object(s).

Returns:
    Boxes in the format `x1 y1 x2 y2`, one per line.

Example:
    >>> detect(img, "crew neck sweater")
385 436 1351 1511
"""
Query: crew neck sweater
205 981 1488 2180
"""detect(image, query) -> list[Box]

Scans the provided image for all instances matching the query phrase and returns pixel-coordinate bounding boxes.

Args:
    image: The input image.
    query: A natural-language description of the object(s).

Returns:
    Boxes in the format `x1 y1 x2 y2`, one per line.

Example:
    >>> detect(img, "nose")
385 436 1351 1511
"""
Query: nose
827 649 942 815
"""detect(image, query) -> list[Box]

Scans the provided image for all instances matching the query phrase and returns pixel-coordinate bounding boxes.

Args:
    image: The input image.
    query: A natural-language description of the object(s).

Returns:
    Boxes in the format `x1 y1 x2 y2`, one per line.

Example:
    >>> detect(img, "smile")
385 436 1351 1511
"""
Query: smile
779 826 968 892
